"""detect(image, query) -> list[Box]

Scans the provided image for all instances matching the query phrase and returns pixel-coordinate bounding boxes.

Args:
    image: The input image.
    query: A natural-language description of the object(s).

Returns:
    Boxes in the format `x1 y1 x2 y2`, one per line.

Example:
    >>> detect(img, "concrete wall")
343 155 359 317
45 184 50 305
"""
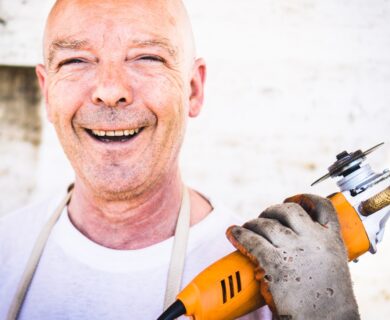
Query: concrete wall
0 66 41 215
0 0 389 318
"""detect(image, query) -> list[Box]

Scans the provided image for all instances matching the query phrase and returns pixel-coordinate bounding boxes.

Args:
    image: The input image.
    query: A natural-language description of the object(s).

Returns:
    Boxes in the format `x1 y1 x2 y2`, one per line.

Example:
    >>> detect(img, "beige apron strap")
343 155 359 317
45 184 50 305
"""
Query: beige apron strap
7 185 74 320
163 187 191 310
7 184 190 318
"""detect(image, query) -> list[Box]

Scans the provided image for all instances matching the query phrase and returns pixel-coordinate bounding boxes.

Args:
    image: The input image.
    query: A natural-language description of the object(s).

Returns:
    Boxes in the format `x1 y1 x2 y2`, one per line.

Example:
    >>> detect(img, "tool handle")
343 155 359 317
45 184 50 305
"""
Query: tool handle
176 192 371 320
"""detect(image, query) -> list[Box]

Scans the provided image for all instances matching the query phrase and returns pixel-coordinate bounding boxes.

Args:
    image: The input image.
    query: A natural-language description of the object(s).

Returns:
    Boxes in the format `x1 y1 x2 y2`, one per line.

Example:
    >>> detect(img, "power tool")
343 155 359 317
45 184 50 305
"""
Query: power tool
158 143 390 320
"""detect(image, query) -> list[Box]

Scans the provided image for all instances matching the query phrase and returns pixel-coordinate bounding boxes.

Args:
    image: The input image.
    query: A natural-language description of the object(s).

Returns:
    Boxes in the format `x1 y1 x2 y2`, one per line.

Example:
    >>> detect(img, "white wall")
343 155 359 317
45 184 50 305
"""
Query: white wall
0 0 55 66
1 0 389 318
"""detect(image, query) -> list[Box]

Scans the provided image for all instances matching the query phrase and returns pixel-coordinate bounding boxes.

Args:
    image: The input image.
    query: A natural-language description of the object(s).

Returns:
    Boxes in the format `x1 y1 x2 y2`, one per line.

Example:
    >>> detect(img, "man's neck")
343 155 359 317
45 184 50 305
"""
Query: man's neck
67 175 212 250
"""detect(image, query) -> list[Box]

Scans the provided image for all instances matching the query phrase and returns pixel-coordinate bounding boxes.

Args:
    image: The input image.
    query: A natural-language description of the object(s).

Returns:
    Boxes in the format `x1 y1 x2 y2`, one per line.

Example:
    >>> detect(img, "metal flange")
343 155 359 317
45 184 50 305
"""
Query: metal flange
311 142 384 186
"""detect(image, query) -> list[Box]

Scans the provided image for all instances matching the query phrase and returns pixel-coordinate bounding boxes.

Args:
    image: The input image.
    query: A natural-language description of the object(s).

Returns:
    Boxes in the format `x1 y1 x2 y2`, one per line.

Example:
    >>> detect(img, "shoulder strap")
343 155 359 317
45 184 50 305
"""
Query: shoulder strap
7 186 73 320
7 185 190 318
163 187 191 309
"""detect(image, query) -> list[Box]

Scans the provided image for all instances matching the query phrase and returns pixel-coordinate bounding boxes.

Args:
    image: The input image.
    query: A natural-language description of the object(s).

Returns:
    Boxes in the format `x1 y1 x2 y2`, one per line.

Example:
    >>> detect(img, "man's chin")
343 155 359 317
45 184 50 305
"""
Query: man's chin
84 178 149 201
74 164 149 199
90 187 136 201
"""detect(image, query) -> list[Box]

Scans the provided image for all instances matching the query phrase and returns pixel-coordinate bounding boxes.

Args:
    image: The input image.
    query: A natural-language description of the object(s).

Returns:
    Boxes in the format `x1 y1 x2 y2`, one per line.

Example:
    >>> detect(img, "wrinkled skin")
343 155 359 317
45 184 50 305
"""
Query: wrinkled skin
37 0 203 199
35 0 209 250
227 194 360 320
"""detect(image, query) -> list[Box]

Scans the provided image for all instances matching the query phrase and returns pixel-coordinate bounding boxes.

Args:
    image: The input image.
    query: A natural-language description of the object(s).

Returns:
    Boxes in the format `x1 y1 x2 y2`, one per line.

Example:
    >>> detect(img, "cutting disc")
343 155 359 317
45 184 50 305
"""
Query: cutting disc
311 142 384 186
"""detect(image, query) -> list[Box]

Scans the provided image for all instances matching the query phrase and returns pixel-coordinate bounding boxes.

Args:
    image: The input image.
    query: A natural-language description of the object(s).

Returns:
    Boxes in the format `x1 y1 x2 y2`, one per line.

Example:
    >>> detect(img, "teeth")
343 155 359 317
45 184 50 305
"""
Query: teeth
91 128 141 137
92 130 106 137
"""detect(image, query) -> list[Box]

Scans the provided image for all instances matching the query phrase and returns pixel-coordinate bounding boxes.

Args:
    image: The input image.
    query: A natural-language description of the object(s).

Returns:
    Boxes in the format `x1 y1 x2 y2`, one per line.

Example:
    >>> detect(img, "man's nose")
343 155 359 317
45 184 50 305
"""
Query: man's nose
92 67 133 107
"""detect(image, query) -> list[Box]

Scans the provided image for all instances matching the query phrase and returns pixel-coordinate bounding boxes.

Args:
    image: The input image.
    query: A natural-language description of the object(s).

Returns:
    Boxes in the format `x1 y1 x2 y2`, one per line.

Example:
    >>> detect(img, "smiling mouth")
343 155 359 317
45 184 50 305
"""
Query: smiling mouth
85 128 143 143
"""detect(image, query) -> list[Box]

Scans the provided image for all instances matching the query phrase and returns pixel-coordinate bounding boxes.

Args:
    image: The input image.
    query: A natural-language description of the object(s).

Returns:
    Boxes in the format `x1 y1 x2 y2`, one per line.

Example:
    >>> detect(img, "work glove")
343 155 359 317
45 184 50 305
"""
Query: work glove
226 194 360 320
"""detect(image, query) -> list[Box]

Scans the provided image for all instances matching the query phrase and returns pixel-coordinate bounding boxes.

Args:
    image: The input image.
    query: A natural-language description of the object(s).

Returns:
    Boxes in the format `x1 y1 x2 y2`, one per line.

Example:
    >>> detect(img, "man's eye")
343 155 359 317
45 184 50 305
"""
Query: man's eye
138 55 165 63
58 58 85 67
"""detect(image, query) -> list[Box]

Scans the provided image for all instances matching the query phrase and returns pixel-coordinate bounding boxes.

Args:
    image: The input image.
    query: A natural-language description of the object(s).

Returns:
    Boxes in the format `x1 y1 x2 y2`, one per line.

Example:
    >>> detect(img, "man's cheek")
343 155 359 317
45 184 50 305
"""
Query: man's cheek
145 84 183 115
48 87 81 118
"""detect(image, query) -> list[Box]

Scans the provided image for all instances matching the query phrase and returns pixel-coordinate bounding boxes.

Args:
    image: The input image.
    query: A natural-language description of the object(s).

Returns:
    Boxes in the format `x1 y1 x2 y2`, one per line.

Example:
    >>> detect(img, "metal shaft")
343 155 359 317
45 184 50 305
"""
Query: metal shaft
360 186 390 216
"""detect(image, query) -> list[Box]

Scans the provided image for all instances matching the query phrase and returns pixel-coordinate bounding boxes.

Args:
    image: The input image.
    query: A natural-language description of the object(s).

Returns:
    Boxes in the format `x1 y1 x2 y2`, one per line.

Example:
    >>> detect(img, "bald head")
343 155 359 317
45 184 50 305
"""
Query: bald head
35 0 207 201
43 0 196 70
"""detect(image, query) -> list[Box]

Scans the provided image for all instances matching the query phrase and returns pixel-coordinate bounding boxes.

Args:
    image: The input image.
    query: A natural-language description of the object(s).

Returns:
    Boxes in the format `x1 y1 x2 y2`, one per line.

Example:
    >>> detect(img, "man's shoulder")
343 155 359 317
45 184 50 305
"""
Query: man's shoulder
0 195 63 253
185 192 247 264
1 197 54 228
205 193 247 226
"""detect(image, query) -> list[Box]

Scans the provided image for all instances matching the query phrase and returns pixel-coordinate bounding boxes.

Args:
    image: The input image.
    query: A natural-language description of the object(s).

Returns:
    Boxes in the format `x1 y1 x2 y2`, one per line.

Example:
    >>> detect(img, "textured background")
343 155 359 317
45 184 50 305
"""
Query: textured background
0 0 389 318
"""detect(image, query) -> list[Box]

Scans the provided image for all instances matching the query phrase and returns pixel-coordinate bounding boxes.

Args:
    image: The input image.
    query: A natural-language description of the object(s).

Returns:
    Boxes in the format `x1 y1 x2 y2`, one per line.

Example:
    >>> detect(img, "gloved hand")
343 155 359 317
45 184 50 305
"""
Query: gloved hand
226 194 360 320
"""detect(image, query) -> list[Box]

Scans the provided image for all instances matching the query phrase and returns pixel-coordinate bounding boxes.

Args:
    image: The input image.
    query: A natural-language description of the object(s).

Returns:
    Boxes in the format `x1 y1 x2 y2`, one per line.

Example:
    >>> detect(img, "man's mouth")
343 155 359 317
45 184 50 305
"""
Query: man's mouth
85 128 143 143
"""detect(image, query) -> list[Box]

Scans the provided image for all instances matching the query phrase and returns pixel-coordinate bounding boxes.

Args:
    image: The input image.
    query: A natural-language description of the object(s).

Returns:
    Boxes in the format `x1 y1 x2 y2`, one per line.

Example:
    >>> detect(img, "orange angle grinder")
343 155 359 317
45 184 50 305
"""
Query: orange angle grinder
158 143 390 320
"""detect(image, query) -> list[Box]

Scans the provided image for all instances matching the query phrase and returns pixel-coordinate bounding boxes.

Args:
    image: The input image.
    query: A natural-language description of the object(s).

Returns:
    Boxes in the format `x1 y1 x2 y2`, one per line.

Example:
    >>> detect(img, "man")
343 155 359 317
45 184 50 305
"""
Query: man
0 0 359 319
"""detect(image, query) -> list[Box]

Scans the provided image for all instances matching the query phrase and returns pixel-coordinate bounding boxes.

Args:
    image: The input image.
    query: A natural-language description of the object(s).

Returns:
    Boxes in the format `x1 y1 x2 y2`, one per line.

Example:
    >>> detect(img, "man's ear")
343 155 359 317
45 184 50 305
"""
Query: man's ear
188 58 206 118
35 64 53 122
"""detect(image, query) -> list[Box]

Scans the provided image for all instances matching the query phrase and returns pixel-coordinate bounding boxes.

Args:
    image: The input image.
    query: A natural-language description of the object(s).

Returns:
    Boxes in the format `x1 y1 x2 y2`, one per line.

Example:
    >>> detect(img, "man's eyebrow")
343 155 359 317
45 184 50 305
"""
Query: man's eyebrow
132 39 177 58
47 38 178 65
48 39 90 65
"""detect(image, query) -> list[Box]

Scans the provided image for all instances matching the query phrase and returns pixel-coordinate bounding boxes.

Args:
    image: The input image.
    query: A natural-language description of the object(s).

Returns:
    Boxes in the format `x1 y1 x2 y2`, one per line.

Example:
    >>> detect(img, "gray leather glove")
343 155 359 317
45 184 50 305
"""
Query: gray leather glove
227 194 360 320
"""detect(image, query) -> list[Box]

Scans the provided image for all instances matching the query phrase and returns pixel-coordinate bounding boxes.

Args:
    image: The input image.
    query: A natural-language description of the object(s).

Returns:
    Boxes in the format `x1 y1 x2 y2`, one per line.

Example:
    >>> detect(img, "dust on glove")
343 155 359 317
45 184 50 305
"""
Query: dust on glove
226 194 360 320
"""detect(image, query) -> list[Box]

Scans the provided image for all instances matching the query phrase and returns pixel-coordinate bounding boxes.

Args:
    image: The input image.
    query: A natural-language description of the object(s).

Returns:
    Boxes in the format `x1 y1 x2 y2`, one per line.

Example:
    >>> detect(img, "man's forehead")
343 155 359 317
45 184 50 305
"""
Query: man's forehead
49 1 174 29
47 0 183 28
44 0 195 63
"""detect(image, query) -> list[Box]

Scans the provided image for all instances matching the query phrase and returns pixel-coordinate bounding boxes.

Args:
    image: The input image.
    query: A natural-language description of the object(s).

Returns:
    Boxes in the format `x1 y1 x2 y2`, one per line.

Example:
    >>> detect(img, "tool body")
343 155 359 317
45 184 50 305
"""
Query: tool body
158 144 390 320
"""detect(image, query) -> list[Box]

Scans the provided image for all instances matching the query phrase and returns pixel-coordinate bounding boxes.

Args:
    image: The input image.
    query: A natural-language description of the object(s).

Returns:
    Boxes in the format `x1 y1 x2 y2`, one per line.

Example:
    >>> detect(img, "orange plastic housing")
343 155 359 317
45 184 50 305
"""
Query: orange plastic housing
177 192 370 320
177 251 263 320
328 192 370 260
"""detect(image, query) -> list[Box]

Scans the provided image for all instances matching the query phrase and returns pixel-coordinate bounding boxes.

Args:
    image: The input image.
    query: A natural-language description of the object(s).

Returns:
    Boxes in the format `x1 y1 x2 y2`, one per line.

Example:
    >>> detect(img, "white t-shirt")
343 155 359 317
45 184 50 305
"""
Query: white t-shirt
0 192 272 320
